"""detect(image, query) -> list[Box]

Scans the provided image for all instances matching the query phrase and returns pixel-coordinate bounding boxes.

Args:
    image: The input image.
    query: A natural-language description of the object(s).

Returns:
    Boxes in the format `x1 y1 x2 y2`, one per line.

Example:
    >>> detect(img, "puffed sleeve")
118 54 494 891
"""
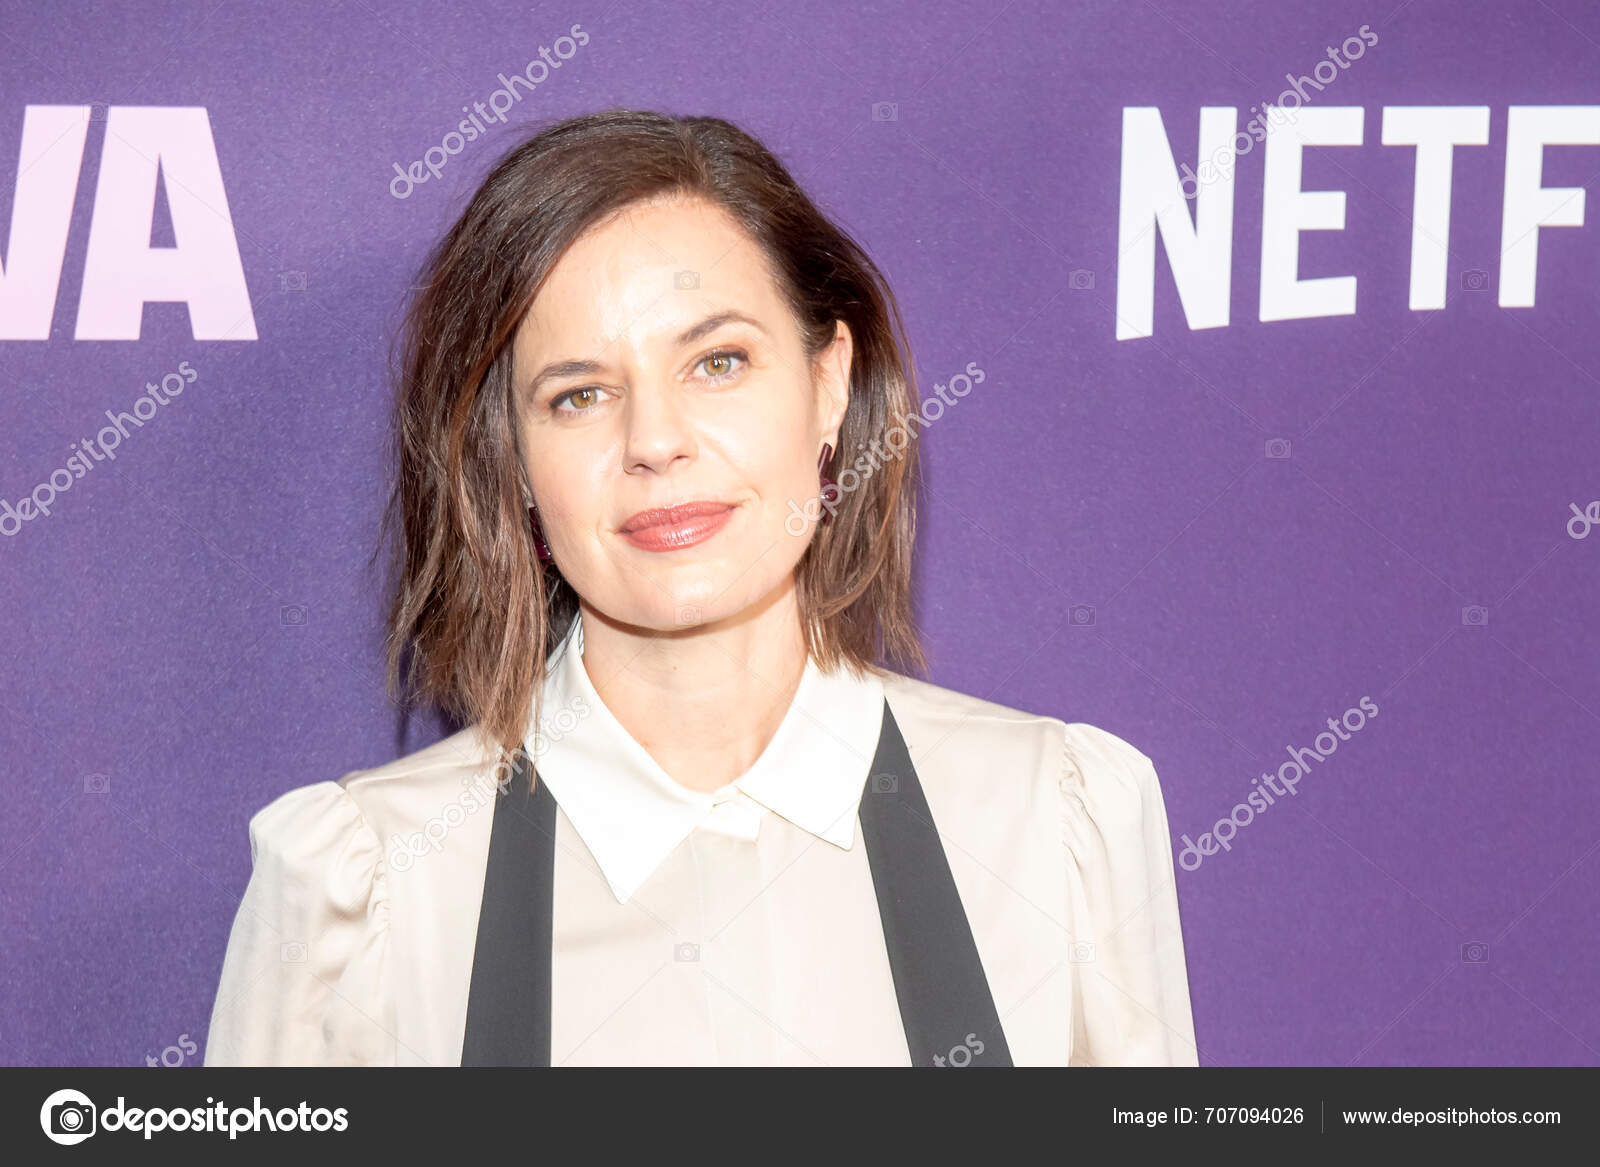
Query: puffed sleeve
1058 724 1199 1066
204 781 395 1066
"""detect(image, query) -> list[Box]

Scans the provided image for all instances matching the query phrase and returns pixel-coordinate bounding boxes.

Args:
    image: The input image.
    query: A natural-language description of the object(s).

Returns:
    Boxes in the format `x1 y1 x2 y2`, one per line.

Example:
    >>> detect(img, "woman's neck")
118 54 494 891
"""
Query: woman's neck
576 585 809 794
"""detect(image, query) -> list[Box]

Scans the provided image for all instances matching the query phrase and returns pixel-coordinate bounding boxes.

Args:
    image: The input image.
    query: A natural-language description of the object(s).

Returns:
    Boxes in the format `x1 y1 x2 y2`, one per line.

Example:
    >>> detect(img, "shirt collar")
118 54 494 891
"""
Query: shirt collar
527 610 886 905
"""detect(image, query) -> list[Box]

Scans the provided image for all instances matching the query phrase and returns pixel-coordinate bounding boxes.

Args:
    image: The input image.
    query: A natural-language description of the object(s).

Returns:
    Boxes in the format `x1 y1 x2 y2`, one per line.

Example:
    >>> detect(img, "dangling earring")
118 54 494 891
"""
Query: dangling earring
818 442 840 524
527 503 553 562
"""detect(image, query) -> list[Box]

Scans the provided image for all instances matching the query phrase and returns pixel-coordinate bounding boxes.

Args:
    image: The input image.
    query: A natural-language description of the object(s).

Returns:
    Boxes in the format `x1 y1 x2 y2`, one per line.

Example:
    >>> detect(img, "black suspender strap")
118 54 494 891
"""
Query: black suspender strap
458 756 556 1067
857 701 1013 1066
460 697 1012 1066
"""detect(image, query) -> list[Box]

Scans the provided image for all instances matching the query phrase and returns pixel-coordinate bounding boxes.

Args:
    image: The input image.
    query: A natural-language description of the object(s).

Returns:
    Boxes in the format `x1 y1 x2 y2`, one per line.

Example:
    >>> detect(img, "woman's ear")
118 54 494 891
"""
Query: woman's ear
813 319 853 439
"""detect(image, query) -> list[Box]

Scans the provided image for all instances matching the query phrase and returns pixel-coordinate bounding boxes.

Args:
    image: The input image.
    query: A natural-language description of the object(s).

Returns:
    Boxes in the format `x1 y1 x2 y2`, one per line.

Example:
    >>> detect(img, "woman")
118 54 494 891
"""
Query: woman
204 109 1197 1067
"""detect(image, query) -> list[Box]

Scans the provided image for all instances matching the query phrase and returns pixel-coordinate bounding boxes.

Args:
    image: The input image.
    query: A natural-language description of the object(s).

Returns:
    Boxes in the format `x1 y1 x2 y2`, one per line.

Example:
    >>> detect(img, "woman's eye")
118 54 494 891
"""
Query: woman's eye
698 349 746 382
549 351 745 413
552 387 602 414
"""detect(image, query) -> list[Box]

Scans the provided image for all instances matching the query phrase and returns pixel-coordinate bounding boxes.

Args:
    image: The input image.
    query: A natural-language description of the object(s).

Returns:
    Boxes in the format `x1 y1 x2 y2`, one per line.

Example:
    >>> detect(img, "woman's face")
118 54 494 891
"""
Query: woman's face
510 192 852 635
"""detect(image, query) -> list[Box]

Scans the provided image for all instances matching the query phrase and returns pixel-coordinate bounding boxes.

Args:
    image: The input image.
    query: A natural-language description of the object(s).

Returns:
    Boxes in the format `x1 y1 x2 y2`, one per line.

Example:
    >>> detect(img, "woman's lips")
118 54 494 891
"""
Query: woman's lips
619 502 736 552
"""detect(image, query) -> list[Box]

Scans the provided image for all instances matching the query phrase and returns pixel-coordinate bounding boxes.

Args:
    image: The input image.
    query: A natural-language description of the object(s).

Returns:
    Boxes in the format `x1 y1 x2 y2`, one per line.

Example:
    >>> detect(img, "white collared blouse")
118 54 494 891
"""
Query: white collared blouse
204 612 1199 1066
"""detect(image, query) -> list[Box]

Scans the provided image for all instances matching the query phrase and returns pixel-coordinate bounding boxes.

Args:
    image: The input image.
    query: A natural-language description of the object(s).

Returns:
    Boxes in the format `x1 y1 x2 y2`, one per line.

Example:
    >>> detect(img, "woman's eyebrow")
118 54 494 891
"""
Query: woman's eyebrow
527 311 768 395
527 358 604 397
674 309 767 347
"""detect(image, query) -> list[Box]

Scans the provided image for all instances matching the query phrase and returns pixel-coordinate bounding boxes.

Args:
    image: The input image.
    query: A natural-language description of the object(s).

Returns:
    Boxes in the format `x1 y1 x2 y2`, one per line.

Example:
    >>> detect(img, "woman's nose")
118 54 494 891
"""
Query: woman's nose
620 380 696 473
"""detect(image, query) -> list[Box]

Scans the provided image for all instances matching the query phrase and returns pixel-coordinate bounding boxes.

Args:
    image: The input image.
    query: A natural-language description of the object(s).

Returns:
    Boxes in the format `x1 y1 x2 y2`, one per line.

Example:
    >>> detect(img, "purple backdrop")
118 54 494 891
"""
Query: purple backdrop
2 0 1596 1067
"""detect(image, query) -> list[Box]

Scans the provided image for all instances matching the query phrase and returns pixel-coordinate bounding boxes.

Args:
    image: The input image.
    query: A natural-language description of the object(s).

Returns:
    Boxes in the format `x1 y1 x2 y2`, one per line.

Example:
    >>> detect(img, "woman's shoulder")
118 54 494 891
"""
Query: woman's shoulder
329 725 507 836
877 669 1158 783
875 667 1171 846
210 742 445 1065
239 725 504 865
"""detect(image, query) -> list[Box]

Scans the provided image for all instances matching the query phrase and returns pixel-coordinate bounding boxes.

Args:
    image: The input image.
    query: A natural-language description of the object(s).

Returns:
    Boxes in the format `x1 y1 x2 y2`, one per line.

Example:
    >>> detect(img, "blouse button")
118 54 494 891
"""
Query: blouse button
703 794 764 841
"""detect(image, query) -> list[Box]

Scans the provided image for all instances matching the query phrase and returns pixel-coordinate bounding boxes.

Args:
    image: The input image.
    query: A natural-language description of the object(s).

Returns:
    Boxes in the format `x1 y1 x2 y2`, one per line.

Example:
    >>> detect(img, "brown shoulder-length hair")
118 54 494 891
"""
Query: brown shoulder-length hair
381 108 928 758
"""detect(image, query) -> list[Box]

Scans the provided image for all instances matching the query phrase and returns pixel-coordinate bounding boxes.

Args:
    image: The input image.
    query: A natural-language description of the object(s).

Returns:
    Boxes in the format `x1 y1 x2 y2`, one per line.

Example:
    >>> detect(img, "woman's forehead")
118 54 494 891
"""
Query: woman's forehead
515 199 790 361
